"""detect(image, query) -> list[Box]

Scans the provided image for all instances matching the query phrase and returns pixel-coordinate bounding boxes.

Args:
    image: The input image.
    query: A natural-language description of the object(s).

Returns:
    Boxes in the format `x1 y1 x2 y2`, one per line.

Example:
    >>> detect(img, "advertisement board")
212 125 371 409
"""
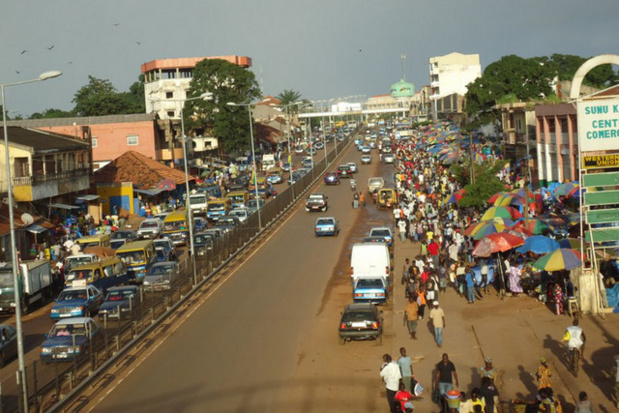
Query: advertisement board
577 97 619 152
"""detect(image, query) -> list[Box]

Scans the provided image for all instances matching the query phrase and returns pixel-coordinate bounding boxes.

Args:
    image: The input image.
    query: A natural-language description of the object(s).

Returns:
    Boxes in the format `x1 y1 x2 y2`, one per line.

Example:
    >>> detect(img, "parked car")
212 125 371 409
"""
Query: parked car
50 285 104 319
368 227 394 247
353 278 388 304
338 303 383 344
40 318 101 362
314 217 340 237
361 154 372 165
142 262 180 292
98 286 141 320
324 172 340 185
137 219 163 239
245 198 266 215
0 324 17 366
228 208 249 223
305 193 328 212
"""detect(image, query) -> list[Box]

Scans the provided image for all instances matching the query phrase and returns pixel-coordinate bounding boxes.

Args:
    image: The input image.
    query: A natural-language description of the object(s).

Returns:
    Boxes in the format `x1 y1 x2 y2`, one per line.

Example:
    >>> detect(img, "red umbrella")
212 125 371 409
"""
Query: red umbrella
472 232 525 257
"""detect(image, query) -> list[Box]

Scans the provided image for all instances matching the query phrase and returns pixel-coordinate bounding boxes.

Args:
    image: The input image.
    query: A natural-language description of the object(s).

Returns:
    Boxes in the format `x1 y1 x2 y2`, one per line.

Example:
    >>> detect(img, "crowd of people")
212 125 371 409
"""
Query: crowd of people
375 121 606 412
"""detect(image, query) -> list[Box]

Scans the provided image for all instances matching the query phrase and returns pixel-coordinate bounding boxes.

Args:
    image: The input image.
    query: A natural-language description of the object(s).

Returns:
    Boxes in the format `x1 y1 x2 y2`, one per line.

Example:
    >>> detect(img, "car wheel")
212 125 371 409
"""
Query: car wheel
339 336 345 345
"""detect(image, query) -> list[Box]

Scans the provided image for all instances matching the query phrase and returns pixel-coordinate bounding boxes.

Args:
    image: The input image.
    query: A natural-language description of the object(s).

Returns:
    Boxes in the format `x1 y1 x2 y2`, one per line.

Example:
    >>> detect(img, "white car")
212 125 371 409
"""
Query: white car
361 154 372 165
137 219 162 239
346 162 358 173
382 153 395 164
228 208 249 223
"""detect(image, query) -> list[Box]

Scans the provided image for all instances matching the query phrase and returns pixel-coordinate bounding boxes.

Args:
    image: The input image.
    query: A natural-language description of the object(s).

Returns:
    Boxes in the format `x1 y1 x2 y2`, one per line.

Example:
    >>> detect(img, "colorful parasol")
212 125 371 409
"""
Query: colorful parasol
513 218 553 235
532 248 582 271
472 232 525 257
554 182 579 197
515 235 560 255
445 188 467 204
481 206 523 221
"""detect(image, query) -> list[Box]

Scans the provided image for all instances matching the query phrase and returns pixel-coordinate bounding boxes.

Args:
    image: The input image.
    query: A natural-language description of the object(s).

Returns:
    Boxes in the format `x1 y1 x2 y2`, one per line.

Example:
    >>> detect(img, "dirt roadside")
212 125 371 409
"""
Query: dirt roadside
282 210 619 412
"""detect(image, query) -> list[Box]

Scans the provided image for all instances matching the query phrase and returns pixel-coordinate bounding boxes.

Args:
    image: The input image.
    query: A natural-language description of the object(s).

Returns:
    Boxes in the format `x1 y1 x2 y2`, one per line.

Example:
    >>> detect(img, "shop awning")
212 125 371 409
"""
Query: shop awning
76 195 100 201
25 224 48 234
133 188 164 196
48 203 81 210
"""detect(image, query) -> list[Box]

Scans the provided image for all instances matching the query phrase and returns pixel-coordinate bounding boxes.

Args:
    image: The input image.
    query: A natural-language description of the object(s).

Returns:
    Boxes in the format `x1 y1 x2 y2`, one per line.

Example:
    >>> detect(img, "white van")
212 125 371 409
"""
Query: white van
350 243 391 283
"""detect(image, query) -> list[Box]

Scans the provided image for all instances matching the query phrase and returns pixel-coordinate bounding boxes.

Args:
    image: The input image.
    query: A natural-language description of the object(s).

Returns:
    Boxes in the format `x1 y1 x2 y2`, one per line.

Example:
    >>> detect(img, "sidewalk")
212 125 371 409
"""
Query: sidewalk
390 236 618 412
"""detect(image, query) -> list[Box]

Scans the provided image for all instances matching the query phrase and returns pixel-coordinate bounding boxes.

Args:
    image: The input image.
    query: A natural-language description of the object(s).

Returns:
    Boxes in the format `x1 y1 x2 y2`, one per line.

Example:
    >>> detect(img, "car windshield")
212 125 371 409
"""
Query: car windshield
208 203 226 211
371 229 391 237
356 279 384 288
106 289 135 301
153 240 169 248
194 234 213 243
228 194 244 203
66 269 93 282
0 272 13 288
116 251 146 264
164 221 186 231
369 178 384 185
229 211 244 217
189 195 207 205
316 219 334 226
309 195 324 200
342 310 375 323
216 218 235 226
58 290 87 301
150 265 174 276
141 221 159 229
50 324 87 337
65 256 93 271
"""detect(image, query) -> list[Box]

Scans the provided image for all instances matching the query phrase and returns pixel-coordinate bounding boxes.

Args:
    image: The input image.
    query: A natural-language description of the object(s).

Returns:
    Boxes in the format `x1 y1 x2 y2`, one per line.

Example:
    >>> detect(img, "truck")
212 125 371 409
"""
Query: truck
262 154 276 171
0 259 52 314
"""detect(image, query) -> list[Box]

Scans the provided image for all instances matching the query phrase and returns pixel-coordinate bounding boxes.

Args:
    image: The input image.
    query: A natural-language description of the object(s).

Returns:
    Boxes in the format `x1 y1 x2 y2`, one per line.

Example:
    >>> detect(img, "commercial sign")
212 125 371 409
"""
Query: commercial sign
577 97 619 152
582 153 619 169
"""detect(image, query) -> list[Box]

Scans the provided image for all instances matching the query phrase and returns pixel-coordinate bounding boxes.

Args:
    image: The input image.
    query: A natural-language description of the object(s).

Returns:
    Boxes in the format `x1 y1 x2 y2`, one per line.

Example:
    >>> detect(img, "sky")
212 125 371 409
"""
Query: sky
1 0 618 117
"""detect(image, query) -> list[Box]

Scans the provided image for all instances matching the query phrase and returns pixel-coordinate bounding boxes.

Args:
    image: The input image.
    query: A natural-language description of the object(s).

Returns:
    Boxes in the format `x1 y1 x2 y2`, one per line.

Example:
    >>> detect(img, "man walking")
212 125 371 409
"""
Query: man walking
429 300 446 347
398 347 414 394
435 353 459 412
404 295 419 339
380 354 402 413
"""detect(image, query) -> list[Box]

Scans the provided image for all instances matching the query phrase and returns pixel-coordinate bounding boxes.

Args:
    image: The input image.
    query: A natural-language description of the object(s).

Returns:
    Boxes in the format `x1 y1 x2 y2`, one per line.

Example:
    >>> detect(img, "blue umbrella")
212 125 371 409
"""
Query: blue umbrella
515 235 560 254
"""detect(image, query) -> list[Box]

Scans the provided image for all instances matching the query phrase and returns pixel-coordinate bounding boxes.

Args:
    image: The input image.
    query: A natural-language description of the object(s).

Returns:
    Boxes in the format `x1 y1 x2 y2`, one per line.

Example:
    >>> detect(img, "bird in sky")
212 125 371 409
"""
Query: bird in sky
68 61 73 64
20 50 27 55
113 23 120 26
47 45 54 50
359 49 362 52
15 71 20 74
136 41 141 45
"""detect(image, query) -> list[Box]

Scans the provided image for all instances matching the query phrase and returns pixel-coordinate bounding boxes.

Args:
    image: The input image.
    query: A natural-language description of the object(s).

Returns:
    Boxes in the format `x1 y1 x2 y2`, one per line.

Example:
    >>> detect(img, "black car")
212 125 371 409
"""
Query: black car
98 286 141 320
324 172 340 185
338 303 382 344
110 230 138 242
337 164 353 178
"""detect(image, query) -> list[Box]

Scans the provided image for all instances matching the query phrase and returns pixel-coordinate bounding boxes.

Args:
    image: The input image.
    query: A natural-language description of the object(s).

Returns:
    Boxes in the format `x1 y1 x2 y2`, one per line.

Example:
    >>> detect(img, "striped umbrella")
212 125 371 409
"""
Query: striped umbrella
469 221 511 240
473 232 525 257
532 248 582 271
494 194 525 207
554 182 579 197
513 218 553 235
445 188 467 204
482 206 523 221
488 192 510 204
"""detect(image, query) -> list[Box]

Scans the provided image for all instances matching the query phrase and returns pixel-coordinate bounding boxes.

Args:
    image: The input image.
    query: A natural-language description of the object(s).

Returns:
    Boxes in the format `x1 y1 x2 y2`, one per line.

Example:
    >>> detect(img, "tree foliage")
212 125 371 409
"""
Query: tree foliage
72 75 145 117
276 89 302 106
451 159 508 207
184 59 261 153
29 108 73 119
532 54 616 89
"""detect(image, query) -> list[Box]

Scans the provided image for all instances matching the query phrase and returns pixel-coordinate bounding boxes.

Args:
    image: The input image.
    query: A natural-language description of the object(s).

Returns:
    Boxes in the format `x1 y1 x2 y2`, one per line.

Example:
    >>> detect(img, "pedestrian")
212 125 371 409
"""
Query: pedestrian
434 353 459 411
398 218 408 242
394 382 415 413
429 300 446 347
480 357 498 385
380 354 402 413
459 391 474 413
398 347 414 394
465 266 475 303
574 391 595 413
417 287 426 320
359 192 366 207
480 376 499 413
536 357 552 391
404 295 419 339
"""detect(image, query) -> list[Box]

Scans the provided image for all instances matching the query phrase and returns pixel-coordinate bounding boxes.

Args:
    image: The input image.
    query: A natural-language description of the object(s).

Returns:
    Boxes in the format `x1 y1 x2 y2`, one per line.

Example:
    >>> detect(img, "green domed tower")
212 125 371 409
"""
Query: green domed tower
390 79 415 99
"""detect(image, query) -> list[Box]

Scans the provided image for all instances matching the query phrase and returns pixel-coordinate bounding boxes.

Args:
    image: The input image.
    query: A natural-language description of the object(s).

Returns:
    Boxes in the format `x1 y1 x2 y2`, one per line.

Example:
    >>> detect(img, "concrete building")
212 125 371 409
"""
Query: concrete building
429 52 481 121
141 56 252 120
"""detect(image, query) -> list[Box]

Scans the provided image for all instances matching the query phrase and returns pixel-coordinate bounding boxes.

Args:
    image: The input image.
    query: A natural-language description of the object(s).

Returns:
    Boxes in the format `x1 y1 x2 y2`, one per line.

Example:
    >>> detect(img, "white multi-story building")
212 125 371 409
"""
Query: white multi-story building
428 52 481 99
141 56 252 120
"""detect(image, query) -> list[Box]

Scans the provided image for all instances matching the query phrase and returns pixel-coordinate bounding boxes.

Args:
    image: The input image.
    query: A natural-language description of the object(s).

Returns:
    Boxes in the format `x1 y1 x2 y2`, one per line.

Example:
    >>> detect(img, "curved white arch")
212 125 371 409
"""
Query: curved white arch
570 54 619 99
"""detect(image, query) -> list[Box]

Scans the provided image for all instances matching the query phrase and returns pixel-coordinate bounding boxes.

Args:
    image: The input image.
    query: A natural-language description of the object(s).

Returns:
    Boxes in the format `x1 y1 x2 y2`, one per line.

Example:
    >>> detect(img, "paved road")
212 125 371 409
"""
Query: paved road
91 136 376 412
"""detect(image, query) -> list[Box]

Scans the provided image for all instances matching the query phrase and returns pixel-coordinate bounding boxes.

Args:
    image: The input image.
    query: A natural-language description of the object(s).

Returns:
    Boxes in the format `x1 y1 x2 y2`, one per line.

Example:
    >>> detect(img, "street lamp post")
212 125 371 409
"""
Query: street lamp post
1 70 62 413
227 102 262 230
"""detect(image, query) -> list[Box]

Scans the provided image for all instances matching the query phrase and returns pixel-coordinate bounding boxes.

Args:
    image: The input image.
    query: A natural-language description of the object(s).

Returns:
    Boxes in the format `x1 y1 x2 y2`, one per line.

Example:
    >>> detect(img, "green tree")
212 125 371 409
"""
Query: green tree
121 74 146 113
184 59 261 153
29 108 73 119
532 54 616 89
276 89 302 106
72 75 145 116
451 158 508 207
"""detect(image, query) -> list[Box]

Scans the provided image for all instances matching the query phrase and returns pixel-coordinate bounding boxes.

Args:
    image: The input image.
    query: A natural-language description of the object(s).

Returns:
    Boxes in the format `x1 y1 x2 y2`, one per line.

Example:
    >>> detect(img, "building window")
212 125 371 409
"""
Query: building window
167 111 175 118
127 135 139 146
92 137 98 148
166 92 173 99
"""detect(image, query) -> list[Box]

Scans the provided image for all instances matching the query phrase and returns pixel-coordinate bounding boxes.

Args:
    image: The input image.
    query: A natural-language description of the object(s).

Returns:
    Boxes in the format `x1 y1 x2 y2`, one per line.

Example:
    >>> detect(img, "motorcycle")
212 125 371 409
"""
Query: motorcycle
350 179 357 191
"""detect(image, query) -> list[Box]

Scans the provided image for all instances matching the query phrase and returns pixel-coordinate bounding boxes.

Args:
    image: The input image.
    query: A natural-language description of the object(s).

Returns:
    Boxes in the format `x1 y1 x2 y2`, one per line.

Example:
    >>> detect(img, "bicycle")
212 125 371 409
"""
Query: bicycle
569 347 580 377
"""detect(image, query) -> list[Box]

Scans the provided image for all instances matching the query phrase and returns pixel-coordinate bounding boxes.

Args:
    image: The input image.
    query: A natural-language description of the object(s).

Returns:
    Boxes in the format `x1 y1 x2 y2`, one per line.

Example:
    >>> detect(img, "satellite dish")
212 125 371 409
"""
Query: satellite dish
21 213 34 226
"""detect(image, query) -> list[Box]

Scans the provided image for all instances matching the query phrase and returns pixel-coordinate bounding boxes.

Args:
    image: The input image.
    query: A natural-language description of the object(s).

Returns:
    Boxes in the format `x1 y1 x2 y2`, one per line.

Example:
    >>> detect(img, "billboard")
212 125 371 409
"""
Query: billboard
577 98 619 152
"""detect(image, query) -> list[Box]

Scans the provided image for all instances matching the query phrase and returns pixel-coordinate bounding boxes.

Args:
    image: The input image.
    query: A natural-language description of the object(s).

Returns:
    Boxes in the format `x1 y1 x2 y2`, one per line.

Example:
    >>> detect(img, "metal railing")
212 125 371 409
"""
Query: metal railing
1 129 357 413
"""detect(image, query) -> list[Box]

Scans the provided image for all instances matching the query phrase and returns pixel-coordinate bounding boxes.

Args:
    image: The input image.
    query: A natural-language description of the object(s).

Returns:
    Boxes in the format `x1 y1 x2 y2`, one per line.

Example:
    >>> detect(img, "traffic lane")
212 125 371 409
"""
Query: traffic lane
92 143 362 412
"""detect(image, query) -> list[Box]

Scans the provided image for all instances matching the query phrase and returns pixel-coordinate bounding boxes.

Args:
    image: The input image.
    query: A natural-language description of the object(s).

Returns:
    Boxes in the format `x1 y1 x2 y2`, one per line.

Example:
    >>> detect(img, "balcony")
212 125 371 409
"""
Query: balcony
13 168 91 202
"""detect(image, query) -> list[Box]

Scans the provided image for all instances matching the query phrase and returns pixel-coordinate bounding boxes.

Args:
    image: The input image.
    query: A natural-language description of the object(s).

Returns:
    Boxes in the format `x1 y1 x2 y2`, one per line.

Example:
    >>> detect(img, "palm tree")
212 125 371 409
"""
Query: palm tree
276 89 302 106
